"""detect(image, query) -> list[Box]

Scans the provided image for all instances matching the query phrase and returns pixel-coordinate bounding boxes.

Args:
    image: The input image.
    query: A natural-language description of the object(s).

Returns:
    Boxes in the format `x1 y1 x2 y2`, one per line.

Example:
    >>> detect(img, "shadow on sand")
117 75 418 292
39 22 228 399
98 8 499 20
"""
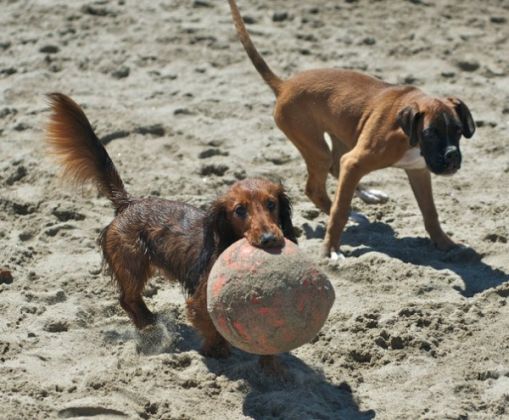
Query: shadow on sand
176 322 375 420
104 316 375 419
336 218 509 297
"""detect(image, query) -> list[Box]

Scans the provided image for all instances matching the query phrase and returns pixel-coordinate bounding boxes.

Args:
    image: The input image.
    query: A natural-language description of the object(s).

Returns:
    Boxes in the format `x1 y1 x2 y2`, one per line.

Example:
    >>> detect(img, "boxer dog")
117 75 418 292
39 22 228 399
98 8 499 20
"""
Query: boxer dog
228 0 475 259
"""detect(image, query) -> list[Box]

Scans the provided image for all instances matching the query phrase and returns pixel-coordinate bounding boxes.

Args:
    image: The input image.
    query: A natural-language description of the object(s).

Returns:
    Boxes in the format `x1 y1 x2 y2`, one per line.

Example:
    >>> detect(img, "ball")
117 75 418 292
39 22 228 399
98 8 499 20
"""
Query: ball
207 238 335 355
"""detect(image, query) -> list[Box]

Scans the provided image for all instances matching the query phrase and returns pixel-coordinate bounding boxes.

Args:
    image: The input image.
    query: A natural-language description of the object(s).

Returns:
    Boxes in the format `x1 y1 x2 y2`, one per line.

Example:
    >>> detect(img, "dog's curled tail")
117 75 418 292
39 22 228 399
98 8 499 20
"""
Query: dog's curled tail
228 0 282 95
46 93 130 213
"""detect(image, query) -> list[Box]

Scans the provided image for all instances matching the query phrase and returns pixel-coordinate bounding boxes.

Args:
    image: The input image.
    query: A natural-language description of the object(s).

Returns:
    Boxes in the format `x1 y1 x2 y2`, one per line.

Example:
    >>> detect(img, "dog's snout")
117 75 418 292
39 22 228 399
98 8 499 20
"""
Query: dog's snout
444 146 459 163
260 232 276 246
444 146 461 171
260 232 277 247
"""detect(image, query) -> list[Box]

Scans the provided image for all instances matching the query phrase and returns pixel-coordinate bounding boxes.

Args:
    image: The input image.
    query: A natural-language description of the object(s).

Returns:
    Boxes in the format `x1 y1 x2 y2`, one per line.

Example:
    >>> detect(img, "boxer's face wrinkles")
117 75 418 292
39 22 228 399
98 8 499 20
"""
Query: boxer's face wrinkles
420 109 462 175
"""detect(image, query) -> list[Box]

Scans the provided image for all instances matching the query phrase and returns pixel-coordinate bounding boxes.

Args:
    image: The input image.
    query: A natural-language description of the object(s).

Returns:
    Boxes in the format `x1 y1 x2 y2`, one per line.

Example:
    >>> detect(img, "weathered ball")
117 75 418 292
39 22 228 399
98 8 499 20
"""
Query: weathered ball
207 238 335 355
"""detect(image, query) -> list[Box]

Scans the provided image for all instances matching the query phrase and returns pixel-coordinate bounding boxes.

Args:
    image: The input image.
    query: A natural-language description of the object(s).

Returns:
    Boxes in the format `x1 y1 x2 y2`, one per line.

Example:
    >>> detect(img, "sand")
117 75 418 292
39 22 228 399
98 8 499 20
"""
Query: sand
1 0 508 418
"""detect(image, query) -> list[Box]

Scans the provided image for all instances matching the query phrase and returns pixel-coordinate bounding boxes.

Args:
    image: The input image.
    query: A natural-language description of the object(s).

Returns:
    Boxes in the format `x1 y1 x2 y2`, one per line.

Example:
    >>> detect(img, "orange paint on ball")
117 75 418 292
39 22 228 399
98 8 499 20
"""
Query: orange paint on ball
211 275 227 299
207 238 335 355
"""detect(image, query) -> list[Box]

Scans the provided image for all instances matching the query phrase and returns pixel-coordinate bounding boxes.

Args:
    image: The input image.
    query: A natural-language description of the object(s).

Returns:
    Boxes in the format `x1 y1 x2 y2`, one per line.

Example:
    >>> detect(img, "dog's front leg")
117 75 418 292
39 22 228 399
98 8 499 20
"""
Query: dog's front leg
405 168 455 250
186 280 231 359
323 152 366 259
258 355 287 377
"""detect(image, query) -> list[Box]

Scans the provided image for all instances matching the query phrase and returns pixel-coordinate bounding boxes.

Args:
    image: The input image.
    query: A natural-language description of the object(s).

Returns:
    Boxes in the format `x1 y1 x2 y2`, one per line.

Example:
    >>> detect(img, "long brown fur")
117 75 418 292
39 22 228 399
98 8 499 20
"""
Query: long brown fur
45 93 297 365
46 94 129 212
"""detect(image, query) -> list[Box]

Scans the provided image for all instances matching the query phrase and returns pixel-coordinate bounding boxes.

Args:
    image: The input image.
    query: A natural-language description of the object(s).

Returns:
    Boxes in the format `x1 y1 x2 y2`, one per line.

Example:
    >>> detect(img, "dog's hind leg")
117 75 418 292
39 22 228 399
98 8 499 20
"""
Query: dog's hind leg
327 133 388 210
115 262 155 330
115 273 156 330
326 133 348 179
328 133 388 205
276 116 332 214
304 155 333 215
102 227 156 329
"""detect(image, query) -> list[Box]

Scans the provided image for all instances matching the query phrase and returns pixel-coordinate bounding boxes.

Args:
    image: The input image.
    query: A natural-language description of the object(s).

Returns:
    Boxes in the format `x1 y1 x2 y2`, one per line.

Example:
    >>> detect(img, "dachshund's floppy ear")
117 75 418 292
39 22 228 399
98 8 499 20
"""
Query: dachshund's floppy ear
186 201 231 295
397 105 423 147
278 186 298 244
188 199 235 291
448 97 475 139
205 198 236 253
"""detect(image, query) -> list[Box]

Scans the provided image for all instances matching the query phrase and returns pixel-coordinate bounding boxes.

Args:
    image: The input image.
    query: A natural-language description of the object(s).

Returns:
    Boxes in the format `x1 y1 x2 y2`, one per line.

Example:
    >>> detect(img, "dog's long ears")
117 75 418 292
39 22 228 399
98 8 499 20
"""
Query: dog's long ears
205 199 237 254
448 97 475 139
397 105 423 147
278 187 297 244
185 200 235 295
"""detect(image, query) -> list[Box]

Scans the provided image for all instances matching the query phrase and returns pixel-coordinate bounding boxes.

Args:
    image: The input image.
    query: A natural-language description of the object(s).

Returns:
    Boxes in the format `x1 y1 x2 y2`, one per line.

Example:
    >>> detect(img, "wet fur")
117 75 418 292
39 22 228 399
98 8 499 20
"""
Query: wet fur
46 93 296 360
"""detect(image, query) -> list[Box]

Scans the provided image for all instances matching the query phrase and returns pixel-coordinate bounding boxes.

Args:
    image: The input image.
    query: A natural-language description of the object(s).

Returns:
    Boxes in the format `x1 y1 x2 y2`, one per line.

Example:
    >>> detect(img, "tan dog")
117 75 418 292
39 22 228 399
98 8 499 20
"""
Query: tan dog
228 0 475 259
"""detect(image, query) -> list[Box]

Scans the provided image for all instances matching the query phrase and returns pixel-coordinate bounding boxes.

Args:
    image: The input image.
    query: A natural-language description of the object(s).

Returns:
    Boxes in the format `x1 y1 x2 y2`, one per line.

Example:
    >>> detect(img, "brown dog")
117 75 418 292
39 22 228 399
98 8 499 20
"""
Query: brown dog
46 93 297 371
228 0 475 259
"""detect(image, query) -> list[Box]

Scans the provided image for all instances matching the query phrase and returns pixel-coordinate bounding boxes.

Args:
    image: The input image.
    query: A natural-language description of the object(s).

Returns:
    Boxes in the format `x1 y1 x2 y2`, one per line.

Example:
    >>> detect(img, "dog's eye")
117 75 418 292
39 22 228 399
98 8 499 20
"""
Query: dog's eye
422 128 436 138
267 200 276 211
234 205 247 218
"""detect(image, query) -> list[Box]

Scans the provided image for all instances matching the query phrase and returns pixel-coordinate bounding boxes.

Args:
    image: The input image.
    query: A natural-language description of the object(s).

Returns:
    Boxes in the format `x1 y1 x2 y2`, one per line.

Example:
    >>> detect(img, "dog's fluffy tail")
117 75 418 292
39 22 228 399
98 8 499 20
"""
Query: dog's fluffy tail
46 93 130 213
228 0 283 95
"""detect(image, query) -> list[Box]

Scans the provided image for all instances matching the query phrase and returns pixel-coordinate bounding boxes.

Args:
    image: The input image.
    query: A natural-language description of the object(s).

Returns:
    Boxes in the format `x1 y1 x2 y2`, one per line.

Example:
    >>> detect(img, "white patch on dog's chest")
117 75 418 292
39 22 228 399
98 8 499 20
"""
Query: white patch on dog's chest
392 147 426 170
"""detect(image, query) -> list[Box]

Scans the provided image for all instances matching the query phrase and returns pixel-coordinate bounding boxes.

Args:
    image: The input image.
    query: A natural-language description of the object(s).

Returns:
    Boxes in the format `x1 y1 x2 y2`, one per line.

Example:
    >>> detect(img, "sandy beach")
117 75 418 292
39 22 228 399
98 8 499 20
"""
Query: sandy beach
1 0 508 418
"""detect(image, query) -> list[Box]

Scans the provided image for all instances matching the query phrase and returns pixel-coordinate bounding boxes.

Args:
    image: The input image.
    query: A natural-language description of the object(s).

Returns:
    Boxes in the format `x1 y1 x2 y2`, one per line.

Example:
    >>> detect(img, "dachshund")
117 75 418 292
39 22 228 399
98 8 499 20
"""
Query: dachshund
45 93 297 371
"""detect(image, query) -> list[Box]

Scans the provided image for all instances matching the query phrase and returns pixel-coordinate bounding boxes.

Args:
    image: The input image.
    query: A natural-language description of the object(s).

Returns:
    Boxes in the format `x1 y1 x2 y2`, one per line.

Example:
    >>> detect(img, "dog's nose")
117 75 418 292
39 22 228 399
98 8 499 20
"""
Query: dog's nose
260 232 277 247
444 146 460 169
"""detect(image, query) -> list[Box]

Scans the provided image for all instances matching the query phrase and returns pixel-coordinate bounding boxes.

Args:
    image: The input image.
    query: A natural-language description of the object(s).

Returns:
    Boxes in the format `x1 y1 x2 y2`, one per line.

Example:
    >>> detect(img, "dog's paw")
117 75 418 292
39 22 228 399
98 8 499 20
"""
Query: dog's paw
200 341 231 359
434 236 456 251
320 244 345 262
442 244 482 263
259 355 289 379
349 211 369 225
136 320 175 355
329 251 346 262
355 188 389 204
